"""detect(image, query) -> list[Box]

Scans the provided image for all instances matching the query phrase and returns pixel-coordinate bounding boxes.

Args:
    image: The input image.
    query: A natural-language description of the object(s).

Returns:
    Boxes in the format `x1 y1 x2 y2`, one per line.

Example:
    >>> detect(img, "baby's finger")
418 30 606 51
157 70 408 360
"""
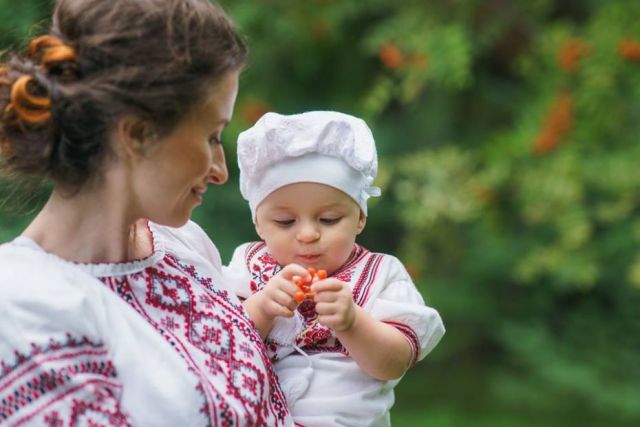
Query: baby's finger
280 263 311 281
311 278 345 293
273 289 297 310
279 307 294 317
272 277 299 295
318 313 355 332
316 313 340 328
313 290 339 304
263 298 291 318
313 301 337 316
271 299 294 317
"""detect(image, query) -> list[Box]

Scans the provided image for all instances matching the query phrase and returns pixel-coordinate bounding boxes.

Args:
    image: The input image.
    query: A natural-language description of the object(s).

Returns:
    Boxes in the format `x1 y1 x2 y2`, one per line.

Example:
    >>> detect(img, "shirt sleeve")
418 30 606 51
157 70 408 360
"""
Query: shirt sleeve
161 220 224 269
366 256 445 366
221 242 254 299
0 247 133 426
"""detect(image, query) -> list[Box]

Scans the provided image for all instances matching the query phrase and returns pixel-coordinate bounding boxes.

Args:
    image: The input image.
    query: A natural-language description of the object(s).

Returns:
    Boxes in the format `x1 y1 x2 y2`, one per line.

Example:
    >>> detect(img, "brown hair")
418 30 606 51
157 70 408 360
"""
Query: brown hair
0 0 247 190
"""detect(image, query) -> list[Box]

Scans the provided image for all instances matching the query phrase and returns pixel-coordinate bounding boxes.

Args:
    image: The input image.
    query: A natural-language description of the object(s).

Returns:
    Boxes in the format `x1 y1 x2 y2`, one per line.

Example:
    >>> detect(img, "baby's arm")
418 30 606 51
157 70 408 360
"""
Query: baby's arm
312 279 412 381
243 264 309 339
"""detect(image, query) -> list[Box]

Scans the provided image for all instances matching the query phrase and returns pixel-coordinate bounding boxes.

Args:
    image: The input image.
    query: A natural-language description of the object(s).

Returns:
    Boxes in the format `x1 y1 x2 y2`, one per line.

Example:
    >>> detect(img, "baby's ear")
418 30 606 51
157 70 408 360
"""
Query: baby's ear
254 218 264 240
356 211 367 235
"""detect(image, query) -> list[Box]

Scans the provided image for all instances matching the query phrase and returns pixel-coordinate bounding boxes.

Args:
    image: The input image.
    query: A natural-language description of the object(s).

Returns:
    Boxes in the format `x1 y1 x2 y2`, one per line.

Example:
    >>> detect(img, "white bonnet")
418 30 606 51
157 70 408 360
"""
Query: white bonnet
237 111 381 220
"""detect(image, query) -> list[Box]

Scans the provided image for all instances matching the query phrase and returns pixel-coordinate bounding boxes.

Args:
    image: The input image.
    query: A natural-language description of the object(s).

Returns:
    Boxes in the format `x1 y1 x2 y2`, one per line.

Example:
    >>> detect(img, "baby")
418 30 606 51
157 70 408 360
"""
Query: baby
224 111 445 426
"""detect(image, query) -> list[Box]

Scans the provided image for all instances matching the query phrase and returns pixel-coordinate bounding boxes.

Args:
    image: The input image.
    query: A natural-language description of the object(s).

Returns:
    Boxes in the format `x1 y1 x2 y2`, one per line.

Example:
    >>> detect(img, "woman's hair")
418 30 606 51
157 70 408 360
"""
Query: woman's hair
0 0 247 190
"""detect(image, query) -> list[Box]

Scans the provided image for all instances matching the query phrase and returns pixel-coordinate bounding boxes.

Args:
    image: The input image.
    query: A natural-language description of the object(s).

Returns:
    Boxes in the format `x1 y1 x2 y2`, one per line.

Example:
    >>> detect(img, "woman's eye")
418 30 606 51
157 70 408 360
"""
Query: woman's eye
274 219 295 226
209 136 222 146
320 217 341 225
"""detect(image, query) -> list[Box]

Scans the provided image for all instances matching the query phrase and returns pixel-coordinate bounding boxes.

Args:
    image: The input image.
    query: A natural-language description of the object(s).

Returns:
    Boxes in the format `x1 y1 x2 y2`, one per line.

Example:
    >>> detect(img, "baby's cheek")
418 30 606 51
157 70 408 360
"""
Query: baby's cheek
274 244 295 265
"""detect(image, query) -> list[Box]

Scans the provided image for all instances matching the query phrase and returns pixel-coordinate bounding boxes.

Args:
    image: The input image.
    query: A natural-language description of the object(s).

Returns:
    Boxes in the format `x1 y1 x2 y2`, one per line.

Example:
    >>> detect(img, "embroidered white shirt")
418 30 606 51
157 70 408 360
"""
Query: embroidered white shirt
223 242 445 427
0 222 292 426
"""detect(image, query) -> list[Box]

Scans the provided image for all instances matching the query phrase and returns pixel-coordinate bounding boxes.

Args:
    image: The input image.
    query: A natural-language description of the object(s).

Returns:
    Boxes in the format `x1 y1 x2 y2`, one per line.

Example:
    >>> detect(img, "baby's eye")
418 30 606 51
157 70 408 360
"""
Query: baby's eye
320 217 341 225
274 219 295 226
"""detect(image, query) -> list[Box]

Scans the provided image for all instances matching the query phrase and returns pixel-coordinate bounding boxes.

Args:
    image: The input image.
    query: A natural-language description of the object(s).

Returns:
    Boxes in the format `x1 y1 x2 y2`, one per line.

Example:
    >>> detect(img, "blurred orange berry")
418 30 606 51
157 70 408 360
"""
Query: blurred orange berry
405 263 422 282
240 98 270 125
557 38 590 73
311 20 329 40
533 92 574 155
475 187 495 203
618 38 640 62
379 42 405 69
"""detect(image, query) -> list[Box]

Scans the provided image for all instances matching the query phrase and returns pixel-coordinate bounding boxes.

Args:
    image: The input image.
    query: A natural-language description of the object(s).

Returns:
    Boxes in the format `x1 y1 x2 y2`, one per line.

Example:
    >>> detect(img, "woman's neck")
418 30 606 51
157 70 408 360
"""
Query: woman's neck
22 184 153 264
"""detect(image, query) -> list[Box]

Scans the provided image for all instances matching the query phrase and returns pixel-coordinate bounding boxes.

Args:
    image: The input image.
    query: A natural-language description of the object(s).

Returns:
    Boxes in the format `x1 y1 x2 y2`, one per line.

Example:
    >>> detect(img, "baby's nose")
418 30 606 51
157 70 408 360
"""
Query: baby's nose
296 224 320 242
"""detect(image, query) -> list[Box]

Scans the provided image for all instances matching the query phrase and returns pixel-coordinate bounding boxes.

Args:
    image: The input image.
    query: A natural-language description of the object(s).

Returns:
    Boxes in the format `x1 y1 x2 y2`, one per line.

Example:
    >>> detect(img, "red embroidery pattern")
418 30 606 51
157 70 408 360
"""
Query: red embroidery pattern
333 244 368 283
100 253 289 426
244 242 281 293
297 299 317 322
351 253 384 306
0 334 130 426
245 243 383 355
383 321 420 367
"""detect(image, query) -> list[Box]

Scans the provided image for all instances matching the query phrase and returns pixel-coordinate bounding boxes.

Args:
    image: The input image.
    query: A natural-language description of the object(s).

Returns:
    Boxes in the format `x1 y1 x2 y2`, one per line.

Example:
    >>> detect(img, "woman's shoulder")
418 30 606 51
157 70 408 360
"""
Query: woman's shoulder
150 220 223 269
0 242 111 348
0 240 104 293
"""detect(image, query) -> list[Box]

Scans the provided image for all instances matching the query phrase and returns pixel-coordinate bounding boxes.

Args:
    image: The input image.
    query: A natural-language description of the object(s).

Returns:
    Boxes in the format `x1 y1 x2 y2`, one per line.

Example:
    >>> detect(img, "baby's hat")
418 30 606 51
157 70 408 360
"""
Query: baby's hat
237 111 381 220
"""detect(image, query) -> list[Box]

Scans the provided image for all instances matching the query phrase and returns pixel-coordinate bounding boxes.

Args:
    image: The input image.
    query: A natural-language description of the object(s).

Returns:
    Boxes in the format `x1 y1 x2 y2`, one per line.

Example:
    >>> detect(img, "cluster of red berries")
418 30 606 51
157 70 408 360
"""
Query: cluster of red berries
378 42 429 71
618 38 640 62
557 38 590 73
533 92 574 155
292 267 327 302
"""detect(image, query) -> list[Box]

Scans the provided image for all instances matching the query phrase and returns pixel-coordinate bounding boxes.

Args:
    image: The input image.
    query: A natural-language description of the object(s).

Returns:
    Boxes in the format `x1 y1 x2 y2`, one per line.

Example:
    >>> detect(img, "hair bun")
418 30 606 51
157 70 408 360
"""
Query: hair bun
27 35 78 79
1 36 77 130
7 75 51 126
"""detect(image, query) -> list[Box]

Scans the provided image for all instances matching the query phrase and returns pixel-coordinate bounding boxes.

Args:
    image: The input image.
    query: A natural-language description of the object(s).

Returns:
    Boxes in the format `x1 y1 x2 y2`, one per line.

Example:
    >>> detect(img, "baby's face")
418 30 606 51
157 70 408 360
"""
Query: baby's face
255 182 366 275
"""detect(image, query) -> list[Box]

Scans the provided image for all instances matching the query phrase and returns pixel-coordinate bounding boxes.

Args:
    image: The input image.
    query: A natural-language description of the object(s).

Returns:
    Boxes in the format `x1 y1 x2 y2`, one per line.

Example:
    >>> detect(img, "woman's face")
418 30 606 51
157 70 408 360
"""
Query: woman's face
130 71 239 227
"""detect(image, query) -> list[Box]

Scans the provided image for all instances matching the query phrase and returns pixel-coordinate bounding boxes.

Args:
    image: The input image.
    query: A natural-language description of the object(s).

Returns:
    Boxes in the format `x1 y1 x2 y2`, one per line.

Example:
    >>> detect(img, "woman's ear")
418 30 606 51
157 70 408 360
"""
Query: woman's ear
356 211 367 235
116 116 158 158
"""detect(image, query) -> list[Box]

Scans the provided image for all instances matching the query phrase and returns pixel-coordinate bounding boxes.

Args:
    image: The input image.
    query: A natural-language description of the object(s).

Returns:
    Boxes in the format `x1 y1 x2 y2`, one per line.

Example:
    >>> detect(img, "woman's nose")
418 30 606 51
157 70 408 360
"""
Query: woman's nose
296 223 320 242
208 144 228 185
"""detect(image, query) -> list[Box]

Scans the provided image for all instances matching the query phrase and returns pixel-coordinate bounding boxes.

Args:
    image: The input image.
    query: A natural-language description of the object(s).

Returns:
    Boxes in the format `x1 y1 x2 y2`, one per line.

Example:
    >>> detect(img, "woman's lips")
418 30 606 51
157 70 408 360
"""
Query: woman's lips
191 188 205 205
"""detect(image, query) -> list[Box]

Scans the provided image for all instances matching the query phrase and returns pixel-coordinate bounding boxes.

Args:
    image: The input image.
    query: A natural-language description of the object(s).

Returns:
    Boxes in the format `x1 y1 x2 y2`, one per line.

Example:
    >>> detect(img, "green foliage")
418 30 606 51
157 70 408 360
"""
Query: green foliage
2 0 640 425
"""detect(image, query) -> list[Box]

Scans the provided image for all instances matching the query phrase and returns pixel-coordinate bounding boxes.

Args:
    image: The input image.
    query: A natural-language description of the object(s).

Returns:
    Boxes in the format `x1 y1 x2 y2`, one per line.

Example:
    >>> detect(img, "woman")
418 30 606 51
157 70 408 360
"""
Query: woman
0 0 291 425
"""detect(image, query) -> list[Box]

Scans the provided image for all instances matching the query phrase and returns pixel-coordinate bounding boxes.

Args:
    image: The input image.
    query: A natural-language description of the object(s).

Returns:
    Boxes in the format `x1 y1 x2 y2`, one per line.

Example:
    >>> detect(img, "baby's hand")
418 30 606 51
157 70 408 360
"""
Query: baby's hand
255 264 310 320
312 278 355 332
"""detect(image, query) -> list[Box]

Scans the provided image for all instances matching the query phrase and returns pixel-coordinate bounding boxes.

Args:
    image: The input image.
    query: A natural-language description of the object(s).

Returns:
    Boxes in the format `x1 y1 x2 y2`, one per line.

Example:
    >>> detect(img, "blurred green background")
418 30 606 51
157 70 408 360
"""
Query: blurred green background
2 0 640 426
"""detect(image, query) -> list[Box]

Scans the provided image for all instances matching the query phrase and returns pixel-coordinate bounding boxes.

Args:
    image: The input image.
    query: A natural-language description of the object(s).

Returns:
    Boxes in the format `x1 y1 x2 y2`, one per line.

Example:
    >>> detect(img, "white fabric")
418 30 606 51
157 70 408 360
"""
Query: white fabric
237 111 381 219
0 222 293 426
223 242 445 427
